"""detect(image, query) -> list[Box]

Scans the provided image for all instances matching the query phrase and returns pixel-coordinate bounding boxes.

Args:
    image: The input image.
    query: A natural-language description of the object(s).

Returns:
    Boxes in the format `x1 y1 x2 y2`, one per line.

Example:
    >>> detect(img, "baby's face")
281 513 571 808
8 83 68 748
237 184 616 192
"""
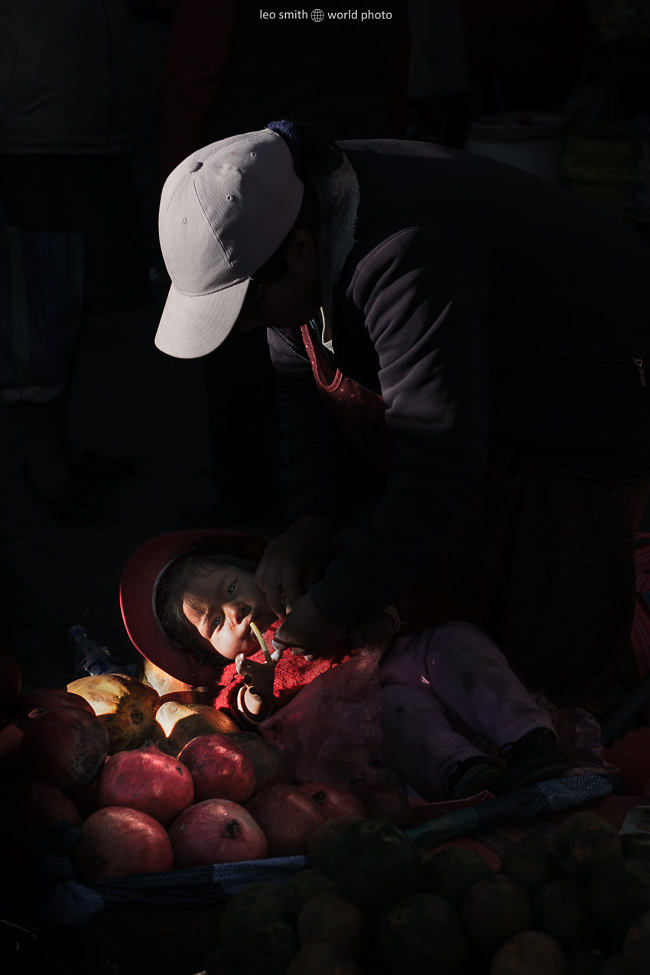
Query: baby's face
182 565 277 661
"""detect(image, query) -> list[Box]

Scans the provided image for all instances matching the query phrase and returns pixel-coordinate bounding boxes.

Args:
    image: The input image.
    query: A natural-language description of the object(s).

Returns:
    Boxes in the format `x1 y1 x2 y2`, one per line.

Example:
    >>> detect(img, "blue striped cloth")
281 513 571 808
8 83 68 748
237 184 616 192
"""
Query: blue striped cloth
40 773 612 927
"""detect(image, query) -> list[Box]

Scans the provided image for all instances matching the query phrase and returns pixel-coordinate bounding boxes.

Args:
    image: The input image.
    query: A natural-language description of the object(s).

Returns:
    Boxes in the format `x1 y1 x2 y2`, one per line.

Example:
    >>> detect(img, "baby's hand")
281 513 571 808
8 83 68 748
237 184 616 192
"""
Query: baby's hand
235 654 276 719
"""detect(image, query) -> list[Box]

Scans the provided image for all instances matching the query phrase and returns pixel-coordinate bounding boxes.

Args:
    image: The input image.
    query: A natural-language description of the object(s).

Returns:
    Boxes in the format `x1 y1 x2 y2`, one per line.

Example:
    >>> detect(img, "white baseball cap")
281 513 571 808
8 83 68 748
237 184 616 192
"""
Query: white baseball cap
155 129 304 359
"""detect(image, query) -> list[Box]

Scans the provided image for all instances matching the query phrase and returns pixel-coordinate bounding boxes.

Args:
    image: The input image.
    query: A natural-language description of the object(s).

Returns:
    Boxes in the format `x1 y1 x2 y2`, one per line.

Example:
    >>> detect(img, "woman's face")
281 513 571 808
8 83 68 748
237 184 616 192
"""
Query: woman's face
181 565 277 660
234 230 320 334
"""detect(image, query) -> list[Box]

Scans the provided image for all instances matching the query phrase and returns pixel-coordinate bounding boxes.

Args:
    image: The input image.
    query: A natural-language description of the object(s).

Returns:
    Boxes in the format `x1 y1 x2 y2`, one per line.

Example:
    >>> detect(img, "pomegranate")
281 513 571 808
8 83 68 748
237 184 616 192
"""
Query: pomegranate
0 777 82 858
226 731 289 793
169 798 267 867
142 658 197 698
73 806 173 882
179 734 256 803
20 706 109 792
298 782 366 822
0 722 24 772
96 744 194 827
66 674 160 753
155 701 239 756
141 660 218 705
18 687 95 718
352 782 416 829
246 784 326 857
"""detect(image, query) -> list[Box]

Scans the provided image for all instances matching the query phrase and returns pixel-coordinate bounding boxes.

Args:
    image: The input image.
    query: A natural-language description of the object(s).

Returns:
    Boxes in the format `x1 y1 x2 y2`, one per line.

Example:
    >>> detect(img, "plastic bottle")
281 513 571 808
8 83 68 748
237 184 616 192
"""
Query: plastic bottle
69 624 122 677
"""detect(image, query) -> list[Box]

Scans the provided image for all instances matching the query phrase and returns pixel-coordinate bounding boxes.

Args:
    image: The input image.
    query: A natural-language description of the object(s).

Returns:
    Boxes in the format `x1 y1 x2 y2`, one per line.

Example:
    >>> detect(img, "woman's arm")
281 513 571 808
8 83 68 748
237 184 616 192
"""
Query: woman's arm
310 228 490 625
258 329 342 616
271 227 490 657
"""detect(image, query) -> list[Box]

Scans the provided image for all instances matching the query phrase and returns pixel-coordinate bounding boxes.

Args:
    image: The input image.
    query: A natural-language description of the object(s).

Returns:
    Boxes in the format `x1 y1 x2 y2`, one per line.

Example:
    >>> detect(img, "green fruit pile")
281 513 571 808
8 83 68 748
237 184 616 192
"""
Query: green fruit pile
203 812 650 975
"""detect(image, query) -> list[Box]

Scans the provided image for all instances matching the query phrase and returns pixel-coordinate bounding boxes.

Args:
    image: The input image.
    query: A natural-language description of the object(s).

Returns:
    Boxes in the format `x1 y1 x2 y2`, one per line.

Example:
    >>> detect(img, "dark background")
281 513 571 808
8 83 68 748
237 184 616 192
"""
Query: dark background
2 0 649 691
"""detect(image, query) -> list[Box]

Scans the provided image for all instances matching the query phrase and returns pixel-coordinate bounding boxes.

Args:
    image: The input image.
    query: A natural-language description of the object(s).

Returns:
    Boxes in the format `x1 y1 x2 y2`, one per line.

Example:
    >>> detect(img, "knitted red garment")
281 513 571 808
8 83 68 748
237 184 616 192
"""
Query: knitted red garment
212 619 352 716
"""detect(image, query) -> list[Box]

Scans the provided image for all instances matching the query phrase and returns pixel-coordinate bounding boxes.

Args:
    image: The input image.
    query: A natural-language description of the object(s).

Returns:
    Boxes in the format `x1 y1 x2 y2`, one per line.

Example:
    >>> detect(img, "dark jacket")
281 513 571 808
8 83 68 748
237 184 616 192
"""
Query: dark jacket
268 139 650 625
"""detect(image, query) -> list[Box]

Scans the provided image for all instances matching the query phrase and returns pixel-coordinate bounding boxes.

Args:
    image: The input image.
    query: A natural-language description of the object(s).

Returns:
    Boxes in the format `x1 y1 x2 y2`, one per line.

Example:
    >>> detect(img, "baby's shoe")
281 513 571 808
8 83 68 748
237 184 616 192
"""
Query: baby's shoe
447 756 506 800
504 727 573 792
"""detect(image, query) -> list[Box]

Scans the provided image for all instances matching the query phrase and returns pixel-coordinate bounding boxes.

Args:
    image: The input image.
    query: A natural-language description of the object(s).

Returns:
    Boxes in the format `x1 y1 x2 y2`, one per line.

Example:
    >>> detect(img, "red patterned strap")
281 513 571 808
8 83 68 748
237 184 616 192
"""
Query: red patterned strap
299 322 391 472
300 322 343 392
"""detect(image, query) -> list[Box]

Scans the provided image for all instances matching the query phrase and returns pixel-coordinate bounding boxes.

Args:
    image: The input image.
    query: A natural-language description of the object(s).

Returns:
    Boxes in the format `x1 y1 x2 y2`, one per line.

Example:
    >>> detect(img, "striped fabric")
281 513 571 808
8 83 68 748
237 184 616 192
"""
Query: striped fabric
40 774 612 927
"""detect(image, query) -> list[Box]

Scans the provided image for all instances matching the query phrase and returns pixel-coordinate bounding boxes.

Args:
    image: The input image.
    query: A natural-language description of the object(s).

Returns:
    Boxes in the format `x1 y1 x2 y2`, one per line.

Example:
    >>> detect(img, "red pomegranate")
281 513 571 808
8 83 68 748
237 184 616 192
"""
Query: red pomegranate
67 674 160 754
298 782 366 822
73 806 173 882
20 706 109 792
0 777 82 859
96 744 194 827
246 784 326 857
18 687 95 718
169 798 267 867
179 734 256 803
0 722 24 772
227 731 289 793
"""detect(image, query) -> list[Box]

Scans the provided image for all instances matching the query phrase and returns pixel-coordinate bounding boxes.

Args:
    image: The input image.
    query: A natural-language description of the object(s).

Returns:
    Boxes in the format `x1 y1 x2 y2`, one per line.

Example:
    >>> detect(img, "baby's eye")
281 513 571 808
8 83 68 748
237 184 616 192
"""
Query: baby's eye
227 580 237 595
209 616 222 635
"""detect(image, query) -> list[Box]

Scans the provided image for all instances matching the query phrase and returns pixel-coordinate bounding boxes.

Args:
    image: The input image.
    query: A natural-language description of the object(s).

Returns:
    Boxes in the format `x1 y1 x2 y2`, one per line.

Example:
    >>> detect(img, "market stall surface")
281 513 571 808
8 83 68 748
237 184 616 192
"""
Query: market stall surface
3 290 650 975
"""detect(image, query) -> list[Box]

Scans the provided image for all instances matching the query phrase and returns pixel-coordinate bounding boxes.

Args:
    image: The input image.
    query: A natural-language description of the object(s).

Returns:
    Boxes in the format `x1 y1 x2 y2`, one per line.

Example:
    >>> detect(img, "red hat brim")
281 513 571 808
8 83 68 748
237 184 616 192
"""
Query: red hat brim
119 529 267 685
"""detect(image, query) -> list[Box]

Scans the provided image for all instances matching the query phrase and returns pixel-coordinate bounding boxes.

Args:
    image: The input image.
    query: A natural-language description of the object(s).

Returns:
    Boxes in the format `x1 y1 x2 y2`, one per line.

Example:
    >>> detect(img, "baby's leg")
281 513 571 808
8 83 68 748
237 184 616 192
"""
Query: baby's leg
382 622 554 750
379 682 487 801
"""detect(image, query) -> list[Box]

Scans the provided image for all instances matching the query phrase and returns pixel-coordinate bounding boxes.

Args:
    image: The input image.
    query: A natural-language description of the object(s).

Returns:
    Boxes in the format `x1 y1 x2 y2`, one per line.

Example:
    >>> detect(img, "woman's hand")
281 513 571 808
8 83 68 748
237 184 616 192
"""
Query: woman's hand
254 514 334 617
235 655 275 720
271 593 346 657
347 605 402 648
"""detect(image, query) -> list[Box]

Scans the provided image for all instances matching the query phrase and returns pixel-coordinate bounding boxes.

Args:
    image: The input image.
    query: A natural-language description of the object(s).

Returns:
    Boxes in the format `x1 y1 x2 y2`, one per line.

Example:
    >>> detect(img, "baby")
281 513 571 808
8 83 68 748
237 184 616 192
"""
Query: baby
120 529 571 800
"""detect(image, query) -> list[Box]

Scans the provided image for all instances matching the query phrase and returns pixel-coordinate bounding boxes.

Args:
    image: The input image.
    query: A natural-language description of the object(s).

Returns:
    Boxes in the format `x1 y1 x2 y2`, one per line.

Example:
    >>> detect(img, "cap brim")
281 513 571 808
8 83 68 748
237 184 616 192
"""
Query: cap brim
154 278 249 359
119 529 267 686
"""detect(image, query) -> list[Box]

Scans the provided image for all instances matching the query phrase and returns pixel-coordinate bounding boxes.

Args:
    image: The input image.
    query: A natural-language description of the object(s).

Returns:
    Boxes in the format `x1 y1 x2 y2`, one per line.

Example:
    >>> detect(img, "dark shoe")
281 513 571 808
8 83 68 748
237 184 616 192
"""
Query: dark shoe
23 462 102 525
447 756 506 800
66 447 135 482
504 727 573 792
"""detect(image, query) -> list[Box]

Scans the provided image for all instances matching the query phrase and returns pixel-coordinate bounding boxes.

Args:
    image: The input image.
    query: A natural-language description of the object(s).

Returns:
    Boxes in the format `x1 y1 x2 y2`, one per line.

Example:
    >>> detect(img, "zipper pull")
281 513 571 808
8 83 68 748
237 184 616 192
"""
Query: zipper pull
633 357 646 387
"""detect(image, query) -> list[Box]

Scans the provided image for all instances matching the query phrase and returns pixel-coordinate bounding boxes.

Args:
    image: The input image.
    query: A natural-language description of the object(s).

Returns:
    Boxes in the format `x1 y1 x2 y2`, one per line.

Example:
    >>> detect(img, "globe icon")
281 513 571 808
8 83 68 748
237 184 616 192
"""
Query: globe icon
311 8 324 22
